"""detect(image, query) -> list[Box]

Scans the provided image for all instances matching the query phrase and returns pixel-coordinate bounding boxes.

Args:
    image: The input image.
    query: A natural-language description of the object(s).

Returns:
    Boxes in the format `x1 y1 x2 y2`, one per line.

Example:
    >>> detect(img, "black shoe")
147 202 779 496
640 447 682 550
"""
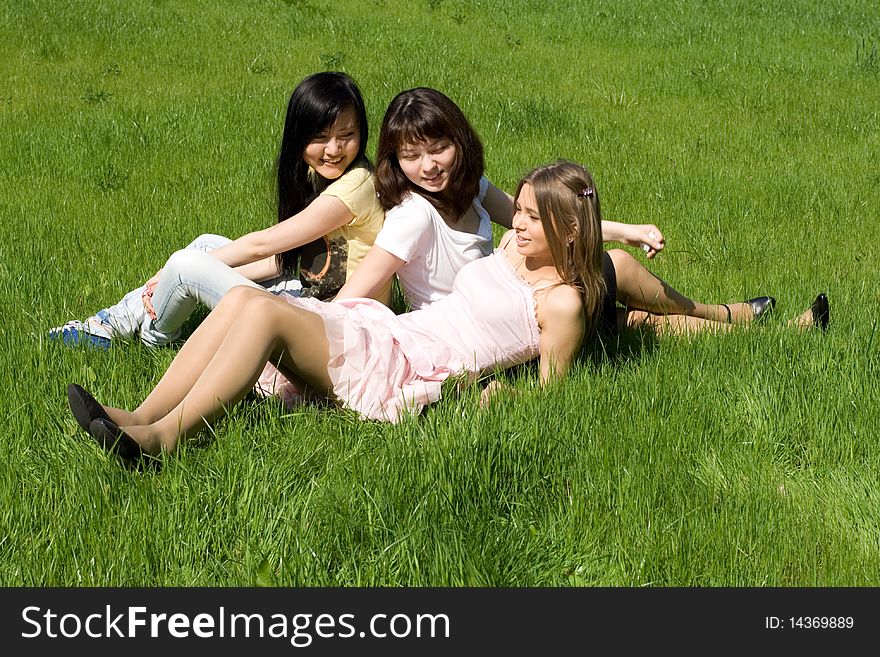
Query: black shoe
67 384 111 433
810 293 829 331
747 296 776 322
88 418 151 470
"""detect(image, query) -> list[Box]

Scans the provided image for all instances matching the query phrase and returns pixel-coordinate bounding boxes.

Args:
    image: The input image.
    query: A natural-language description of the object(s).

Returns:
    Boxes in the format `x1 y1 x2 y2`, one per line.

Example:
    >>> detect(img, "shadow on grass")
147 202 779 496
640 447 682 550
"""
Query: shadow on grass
473 322 661 394
585 324 660 369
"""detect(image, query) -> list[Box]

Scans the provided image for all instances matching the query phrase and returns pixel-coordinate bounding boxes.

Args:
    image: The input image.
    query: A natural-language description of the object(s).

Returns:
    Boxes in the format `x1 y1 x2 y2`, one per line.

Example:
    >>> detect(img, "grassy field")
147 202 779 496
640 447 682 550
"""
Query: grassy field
1 0 879 585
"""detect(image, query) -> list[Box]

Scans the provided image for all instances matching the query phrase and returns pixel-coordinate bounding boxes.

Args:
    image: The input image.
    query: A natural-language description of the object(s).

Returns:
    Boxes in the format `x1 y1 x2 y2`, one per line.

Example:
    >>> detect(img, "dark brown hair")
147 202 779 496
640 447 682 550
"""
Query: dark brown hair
515 160 607 336
375 88 484 221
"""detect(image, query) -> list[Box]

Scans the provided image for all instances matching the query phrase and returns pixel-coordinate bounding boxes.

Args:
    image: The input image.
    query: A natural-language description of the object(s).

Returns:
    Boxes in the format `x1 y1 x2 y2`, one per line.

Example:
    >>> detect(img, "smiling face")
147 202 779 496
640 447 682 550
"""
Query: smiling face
512 183 554 265
395 136 457 193
302 104 361 180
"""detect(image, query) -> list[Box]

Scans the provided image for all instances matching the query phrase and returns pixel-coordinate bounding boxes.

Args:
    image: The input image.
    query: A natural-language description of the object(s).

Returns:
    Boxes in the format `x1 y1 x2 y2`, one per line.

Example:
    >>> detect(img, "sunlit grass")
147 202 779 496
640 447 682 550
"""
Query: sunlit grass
1 0 879 585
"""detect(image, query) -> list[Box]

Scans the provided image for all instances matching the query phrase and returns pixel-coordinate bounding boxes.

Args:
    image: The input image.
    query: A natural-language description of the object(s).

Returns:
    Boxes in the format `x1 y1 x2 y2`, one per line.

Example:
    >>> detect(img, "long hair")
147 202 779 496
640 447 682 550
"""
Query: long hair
515 160 607 336
375 87 483 221
275 71 369 274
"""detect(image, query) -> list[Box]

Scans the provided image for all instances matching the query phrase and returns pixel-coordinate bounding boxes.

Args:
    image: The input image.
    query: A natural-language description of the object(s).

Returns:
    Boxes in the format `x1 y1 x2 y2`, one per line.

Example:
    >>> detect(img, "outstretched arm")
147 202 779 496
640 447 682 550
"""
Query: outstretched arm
207 195 354 268
601 221 665 258
481 283 585 408
233 256 283 283
486 179 664 257
141 195 353 312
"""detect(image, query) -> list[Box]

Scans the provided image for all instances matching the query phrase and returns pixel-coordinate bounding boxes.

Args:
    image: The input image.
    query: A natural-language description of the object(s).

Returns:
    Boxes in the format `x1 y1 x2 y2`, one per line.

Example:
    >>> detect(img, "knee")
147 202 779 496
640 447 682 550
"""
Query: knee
228 285 264 302
241 293 291 329
624 309 652 327
217 284 264 310
186 233 229 252
243 292 283 315
165 248 205 276
163 248 218 281
606 248 636 275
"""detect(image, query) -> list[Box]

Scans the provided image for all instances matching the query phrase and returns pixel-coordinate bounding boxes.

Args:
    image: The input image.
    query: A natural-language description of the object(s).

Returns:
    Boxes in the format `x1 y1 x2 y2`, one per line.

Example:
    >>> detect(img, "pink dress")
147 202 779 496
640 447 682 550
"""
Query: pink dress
261 249 541 423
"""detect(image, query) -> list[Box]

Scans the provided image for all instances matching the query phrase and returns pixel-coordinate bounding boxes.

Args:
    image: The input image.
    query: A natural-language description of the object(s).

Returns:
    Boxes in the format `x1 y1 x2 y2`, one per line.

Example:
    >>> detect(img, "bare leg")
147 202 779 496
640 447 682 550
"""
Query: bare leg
621 308 735 335
791 309 816 328
120 291 333 455
608 249 755 333
99 286 260 427
788 294 829 330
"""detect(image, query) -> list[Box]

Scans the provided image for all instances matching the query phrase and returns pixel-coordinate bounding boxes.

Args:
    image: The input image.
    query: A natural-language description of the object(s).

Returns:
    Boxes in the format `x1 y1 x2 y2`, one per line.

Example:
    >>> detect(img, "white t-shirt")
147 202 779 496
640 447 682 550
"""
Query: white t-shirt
374 177 492 310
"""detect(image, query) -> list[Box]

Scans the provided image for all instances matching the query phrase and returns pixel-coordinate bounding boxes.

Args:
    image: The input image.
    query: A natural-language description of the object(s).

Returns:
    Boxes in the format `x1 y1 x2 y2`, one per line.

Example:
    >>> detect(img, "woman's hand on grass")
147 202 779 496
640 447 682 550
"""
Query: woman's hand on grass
479 380 513 408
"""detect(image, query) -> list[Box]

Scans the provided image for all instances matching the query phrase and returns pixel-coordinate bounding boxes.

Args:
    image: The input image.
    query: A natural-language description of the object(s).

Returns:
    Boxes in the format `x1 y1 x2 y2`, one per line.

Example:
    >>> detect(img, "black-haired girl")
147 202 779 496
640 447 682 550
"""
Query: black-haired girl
51 71 388 348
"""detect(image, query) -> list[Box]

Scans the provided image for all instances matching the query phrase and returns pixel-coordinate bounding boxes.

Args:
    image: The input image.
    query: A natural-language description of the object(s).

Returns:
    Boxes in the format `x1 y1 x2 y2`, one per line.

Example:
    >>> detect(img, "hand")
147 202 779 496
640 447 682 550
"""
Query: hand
626 224 665 259
144 269 162 290
479 380 512 408
141 270 161 320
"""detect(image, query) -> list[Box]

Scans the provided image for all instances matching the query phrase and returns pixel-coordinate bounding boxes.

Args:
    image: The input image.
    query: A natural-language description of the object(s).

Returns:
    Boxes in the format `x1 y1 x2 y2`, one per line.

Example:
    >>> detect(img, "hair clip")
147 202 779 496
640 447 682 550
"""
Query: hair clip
577 187 594 198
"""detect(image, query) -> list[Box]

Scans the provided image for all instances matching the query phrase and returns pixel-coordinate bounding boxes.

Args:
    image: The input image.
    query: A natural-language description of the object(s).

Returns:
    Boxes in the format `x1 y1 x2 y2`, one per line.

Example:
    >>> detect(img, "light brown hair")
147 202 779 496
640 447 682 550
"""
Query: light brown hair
515 160 607 335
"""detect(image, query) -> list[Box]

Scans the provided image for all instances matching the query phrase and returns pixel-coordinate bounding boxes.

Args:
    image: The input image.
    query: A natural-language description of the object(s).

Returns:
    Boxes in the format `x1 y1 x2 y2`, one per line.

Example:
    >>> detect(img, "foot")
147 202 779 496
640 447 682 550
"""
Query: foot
746 296 776 322
88 418 156 470
49 321 112 349
67 384 112 433
719 297 775 324
792 293 829 330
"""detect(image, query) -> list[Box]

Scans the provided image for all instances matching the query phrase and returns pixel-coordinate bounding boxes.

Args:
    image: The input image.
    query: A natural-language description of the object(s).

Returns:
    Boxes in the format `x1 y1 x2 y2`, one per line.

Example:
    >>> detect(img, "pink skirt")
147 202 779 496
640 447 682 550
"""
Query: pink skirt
255 296 452 423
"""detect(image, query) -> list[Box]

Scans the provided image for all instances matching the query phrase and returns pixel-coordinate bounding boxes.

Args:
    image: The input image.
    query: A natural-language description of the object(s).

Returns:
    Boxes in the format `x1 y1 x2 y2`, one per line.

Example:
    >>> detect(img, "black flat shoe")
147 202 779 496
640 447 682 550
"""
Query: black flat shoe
67 384 111 433
747 296 776 322
810 293 829 331
88 418 150 469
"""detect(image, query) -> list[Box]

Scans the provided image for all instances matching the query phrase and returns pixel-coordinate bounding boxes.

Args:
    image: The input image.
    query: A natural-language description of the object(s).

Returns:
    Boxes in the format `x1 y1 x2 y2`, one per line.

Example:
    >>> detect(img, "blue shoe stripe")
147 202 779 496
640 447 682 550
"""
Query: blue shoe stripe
49 327 112 349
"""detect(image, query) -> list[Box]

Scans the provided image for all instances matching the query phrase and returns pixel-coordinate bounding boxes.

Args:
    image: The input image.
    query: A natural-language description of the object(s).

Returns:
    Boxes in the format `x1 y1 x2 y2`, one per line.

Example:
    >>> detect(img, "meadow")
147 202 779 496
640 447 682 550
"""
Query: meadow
1 0 879 585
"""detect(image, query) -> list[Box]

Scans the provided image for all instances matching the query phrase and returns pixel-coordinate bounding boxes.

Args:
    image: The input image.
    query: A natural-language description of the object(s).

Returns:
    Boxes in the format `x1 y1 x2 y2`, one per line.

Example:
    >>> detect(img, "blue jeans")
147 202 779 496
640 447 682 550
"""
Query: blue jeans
92 234 301 347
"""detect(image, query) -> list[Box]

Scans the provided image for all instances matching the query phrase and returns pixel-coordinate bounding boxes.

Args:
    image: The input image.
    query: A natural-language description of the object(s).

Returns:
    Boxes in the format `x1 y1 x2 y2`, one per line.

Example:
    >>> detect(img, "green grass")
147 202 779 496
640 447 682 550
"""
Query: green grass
1 0 879 585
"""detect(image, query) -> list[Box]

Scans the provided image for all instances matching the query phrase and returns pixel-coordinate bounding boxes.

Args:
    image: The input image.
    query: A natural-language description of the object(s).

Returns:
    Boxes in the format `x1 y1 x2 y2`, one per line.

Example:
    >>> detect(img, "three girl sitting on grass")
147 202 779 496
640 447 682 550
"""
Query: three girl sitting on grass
58 74 830 466
69 160 630 465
